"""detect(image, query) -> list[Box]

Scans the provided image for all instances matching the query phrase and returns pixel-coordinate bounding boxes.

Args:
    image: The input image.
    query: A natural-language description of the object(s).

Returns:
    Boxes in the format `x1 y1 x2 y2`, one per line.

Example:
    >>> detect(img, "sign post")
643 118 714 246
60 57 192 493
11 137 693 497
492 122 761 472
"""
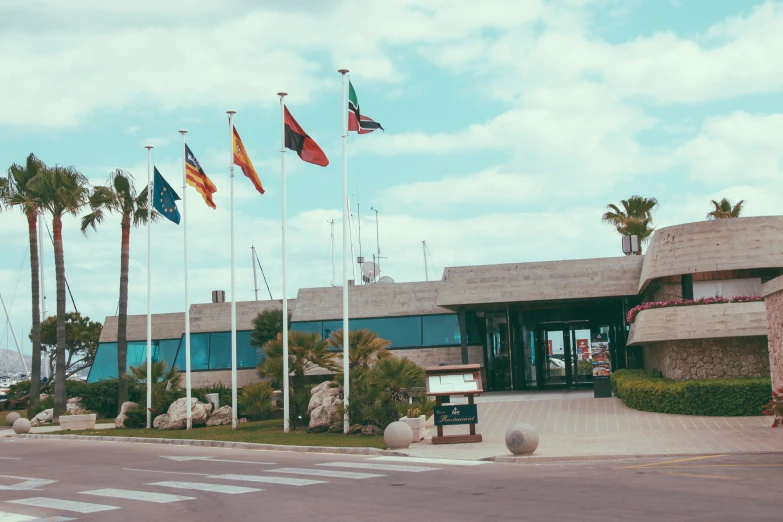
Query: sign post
425 364 483 445
591 332 612 398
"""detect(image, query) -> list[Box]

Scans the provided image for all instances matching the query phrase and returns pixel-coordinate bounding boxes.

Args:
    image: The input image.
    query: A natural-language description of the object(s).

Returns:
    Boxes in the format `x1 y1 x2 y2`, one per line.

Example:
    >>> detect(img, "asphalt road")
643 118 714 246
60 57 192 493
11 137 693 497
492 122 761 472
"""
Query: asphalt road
0 437 780 521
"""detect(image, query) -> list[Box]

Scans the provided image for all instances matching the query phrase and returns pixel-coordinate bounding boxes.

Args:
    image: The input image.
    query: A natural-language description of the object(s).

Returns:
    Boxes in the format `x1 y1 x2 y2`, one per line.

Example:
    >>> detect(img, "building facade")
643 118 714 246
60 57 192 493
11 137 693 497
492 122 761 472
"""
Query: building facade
91 216 783 391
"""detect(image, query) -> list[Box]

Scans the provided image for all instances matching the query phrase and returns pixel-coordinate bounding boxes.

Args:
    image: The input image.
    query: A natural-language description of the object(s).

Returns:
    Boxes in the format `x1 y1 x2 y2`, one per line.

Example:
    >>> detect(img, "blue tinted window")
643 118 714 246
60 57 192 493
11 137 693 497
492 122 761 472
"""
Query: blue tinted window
127 341 157 370
159 339 181 371
189 333 210 370
291 321 322 338
352 316 422 348
323 320 342 341
208 332 231 369
465 312 481 345
422 315 461 346
237 330 261 368
87 342 118 383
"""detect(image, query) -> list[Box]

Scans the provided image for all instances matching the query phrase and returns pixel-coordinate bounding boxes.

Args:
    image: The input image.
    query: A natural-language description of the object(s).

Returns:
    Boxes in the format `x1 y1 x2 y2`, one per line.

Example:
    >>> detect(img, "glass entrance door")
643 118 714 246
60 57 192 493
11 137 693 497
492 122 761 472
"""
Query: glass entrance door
538 321 592 388
486 313 512 391
570 324 593 386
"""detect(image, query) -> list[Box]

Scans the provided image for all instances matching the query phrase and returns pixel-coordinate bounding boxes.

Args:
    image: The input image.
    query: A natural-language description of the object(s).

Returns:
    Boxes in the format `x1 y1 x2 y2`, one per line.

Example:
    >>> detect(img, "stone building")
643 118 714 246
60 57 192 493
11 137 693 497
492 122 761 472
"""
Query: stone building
91 216 783 391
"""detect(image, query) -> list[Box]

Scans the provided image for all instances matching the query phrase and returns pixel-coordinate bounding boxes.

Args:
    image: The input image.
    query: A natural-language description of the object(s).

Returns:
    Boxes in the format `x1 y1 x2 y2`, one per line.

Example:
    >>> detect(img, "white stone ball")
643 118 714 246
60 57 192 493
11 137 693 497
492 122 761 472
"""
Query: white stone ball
13 417 32 434
383 421 413 449
5 412 20 426
505 422 539 455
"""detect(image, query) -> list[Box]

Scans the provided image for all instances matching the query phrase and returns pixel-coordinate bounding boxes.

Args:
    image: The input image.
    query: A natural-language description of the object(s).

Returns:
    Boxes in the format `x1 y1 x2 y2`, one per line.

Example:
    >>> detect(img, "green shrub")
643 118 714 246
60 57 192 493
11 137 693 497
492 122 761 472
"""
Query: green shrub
8 380 31 399
238 382 276 421
27 395 54 418
123 405 148 429
63 379 143 419
193 382 232 408
611 369 771 416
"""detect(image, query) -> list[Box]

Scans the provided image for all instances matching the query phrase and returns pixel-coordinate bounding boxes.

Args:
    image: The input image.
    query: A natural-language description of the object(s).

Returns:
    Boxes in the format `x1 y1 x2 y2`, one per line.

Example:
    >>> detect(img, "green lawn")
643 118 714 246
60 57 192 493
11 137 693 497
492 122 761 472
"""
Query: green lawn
51 419 387 449
0 409 27 425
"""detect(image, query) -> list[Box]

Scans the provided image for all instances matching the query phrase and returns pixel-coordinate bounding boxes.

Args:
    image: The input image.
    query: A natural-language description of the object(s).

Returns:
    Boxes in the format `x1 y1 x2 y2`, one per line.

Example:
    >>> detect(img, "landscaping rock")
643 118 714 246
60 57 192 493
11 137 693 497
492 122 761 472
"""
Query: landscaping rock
307 381 343 433
239 418 247 424
5 412 20 426
384 421 413 449
206 406 232 427
361 425 382 436
13 417 31 434
115 401 140 428
328 422 344 433
167 398 213 428
66 397 85 414
153 413 183 430
30 408 53 427
505 422 539 455
346 424 363 435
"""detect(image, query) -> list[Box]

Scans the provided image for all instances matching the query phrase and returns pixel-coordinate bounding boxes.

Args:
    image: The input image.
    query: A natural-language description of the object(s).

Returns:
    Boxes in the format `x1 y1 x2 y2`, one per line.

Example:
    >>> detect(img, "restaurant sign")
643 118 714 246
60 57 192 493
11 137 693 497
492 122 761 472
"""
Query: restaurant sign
434 404 479 426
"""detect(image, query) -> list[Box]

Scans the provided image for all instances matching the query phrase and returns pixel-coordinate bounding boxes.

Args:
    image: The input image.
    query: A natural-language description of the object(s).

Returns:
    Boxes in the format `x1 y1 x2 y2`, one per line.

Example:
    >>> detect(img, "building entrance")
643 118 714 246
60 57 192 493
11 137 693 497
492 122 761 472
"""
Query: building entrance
537 321 593 388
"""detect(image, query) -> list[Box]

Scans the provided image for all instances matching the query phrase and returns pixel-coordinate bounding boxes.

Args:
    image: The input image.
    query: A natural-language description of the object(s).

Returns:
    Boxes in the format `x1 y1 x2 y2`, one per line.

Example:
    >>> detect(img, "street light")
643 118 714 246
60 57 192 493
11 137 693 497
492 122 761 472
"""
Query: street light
622 235 640 255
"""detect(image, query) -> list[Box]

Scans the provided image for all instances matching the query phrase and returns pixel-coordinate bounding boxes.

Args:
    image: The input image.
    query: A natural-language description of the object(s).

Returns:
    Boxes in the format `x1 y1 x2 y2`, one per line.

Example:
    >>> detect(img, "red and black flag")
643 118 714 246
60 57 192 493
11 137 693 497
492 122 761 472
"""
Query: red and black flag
284 107 329 166
348 80 384 134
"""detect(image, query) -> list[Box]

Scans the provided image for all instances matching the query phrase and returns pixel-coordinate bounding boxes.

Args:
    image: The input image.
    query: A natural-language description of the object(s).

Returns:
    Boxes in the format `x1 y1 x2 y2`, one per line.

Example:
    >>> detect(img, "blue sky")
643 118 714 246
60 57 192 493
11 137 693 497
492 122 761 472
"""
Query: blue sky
2 0 783 357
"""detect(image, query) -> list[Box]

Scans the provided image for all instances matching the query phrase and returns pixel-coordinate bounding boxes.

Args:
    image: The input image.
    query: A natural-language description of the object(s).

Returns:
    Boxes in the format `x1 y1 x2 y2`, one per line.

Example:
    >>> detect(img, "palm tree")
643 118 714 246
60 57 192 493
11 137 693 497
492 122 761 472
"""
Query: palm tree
28 165 88 419
327 328 392 369
81 169 154 412
5 154 46 415
707 198 745 220
601 196 659 255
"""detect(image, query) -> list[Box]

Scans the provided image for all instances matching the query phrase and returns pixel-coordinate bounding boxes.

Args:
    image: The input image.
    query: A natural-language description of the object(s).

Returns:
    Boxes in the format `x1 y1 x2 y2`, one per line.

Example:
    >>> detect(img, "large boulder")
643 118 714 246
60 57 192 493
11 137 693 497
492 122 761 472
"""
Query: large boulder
307 381 343 432
166 398 213 428
206 406 233 427
66 397 85 414
30 408 53 427
115 401 140 428
153 414 179 430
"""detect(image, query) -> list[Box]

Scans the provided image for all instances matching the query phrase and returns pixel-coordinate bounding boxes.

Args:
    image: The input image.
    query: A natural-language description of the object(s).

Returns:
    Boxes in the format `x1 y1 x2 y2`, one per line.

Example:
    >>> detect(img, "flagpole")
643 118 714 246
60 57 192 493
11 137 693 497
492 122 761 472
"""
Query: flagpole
278 92 290 433
179 129 192 430
339 68 350 433
145 144 153 429
227 110 238 429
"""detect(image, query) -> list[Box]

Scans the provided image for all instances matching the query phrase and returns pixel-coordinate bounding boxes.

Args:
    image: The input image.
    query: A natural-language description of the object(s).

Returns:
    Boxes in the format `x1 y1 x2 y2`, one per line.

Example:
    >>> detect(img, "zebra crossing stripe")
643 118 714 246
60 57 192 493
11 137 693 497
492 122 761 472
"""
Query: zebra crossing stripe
367 456 488 466
80 488 195 503
149 481 262 494
208 474 326 486
0 511 39 522
317 462 440 472
268 467 384 479
7 497 120 513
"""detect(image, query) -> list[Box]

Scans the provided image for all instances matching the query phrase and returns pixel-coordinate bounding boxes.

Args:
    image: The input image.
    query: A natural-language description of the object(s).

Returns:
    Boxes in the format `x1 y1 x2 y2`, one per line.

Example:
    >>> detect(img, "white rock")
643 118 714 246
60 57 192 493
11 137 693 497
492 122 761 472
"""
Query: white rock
153 414 177 429
206 406 232 427
307 381 343 431
505 422 539 455
384 421 413 449
13 417 31 434
115 401 140 428
30 408 53 427
166 398 213 428
66 397 85 414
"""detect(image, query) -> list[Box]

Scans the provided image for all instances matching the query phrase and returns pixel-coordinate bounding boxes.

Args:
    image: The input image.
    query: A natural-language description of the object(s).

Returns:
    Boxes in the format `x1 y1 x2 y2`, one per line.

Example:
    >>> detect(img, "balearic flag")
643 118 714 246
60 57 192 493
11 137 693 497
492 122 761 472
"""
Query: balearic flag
284 107 329 167
185 144 217 209
348 80 384 134
153 167 180 224
233 126 264 194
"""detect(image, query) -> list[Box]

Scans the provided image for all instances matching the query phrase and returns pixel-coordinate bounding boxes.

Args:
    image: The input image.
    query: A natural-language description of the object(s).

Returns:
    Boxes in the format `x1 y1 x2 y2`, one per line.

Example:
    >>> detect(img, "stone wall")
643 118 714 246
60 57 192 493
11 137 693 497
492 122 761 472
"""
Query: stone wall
392 345 484 368
763 285 783 389
643 336 770 380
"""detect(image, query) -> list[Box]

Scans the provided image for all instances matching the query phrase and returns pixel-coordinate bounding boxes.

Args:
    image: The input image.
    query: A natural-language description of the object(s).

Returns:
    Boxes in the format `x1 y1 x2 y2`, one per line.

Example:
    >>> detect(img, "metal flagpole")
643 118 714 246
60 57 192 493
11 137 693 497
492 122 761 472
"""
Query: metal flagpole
227 110 238 429
251 246 259 301
180 129 192 430
278 92 290 433
0 291 28 376
338 69 350 433
145 144 153 429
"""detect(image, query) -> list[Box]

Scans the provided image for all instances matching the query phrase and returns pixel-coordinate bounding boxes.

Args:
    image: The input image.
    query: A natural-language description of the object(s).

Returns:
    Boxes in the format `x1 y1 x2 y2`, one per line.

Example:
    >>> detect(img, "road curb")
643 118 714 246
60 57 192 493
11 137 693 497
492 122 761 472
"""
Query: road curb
487 450 783 464
13 433 403 456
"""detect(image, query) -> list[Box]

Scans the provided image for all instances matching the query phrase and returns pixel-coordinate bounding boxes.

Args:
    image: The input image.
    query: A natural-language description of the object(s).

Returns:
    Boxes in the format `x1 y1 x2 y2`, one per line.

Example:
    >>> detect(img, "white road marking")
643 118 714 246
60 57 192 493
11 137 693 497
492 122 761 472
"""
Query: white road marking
268 467 384 479
318 462 440 472
149 481 262 494
0 511 38 522
368 456 488 466
123 468 210 476
0 457 21 460
0 475 57 490
162 456 274 465
81 488 195 503
208 474 326 486
7 497 120 513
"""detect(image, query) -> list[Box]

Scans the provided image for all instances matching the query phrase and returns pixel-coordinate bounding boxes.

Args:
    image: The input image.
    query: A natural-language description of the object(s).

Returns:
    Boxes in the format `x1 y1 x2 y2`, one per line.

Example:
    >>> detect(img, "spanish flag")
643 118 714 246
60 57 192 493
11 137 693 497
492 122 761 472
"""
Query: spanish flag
185 144 217 209
233 126 264 194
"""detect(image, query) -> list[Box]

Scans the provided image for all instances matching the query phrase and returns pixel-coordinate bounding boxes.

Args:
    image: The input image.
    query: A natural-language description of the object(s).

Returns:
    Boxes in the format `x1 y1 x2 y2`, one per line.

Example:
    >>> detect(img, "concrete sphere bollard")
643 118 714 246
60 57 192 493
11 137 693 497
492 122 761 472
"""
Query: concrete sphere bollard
5 412 20 426
13 417 32 434
384 421 413 449
505 422 539 455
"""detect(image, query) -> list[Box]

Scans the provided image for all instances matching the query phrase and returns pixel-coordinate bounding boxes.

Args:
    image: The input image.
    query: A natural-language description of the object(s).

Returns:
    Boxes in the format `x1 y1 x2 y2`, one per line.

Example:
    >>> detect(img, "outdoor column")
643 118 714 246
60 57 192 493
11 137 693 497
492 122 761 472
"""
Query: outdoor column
459 306 468 364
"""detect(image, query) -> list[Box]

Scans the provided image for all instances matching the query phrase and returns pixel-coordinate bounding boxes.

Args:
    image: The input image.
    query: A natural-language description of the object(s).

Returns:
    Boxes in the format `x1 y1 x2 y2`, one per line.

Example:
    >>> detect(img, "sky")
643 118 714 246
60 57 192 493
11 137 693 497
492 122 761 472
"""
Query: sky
2 0 783 357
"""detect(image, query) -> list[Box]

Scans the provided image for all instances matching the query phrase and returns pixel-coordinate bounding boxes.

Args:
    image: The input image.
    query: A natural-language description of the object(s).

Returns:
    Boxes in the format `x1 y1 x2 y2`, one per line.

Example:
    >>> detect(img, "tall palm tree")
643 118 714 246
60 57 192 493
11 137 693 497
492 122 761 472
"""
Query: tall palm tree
707 198 745 220
601 196 659 255
327 328 392 369
28 165 88 419
5 154 46 415
81 169 154 411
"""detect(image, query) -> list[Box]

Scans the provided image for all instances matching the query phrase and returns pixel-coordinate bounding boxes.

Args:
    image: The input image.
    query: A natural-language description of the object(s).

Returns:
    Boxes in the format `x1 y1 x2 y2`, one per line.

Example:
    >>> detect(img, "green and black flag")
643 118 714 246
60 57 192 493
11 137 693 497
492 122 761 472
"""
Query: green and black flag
348 80 384 134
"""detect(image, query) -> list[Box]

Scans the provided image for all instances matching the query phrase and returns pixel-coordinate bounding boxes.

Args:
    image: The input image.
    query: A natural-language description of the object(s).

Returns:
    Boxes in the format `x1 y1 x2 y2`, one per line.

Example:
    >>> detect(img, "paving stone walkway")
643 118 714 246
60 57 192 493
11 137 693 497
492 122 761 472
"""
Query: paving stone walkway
404 391 783 461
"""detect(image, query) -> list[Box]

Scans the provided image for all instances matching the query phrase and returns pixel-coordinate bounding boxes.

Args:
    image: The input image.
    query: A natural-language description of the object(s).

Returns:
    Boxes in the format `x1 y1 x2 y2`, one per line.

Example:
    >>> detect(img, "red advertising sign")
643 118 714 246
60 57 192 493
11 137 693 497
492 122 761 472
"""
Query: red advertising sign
547 340 552 355
576 339 589 352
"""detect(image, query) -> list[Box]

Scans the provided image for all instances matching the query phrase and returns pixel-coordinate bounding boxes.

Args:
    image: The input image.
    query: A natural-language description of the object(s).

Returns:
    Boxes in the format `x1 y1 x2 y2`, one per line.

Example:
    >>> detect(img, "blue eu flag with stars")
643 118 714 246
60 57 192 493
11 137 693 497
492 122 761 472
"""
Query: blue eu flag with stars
153 167 180 224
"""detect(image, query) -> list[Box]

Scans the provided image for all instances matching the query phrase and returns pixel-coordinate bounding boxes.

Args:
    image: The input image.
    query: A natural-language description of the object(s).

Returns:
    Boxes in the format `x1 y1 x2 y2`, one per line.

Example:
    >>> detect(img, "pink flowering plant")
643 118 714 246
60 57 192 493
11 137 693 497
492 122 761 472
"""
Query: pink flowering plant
762 385 783 428
626 295 762 324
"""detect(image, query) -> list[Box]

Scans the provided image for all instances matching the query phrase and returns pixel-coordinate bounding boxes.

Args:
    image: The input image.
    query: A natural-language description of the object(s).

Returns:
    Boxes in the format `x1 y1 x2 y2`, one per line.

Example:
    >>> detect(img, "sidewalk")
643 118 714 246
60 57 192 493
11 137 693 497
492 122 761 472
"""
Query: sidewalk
403 392 783 461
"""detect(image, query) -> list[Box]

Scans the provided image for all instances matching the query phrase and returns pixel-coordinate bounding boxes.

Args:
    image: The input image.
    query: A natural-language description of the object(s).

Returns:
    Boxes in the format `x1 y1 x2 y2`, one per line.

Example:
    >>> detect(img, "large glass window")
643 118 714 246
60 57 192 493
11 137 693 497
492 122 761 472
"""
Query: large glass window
353 316 423 348
237 330 262 368
159 339 181 370
291 321 322 337
189 333 210 370
422 314 461 346
87 342 118 383
208 332 232 370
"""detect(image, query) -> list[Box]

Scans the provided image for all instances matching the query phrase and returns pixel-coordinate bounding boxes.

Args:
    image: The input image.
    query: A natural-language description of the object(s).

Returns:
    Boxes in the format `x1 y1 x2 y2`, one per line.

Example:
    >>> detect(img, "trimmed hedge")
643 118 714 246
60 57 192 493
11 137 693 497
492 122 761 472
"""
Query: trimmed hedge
611 369 771 417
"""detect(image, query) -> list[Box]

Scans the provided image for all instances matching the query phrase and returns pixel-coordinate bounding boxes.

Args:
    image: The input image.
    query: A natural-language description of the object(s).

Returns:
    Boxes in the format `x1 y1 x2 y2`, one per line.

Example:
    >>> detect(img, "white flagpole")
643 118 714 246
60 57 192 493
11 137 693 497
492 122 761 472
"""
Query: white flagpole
278 92 290 433
180 129 192 430
339 68 350 433
145 144 153 429
228 110 238 429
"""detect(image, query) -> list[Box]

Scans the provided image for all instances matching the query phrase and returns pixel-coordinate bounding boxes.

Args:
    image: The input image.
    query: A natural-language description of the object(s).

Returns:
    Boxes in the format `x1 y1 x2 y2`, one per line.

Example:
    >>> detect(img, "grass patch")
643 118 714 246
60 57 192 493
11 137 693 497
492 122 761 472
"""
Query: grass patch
50 419 387 449
0 409 27 425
